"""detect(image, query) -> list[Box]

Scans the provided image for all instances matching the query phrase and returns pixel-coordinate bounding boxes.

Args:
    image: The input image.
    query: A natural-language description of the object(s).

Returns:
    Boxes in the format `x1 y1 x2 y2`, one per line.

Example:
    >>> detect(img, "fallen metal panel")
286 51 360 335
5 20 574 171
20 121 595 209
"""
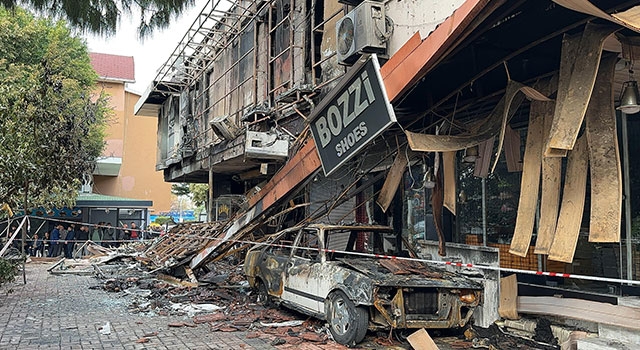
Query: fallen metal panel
377 146 409 212
548 136 589 263
553 0 640 33
585 54 622 243
443 151 456 215
545 22 619 155
509 100 546 257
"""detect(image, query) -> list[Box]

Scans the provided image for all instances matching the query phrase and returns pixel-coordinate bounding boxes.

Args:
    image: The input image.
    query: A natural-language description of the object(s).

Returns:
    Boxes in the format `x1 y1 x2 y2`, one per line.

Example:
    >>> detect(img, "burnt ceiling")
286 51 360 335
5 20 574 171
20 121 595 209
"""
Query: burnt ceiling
395 0 640 133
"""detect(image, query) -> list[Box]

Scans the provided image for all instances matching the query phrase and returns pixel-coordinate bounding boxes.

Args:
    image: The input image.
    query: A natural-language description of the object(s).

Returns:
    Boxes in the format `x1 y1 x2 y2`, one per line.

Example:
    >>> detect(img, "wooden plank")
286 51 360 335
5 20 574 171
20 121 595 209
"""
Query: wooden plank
184 267 199 284
548 136 589 263
407 328 440 350
490 85 552 173
544 32 580 152
509 102 545 257
545 22 619 154
498 274 519 320
376 146 409 212
534 111 563 255
585 54 621 243
443 151 456 215
518 296 640 331
504 126 523 172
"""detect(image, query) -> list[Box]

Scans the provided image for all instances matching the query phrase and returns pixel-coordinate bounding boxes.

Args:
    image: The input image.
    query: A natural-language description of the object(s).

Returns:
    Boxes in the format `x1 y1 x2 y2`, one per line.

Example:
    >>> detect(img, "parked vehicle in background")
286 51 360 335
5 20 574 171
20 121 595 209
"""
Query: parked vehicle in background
244 223 482 347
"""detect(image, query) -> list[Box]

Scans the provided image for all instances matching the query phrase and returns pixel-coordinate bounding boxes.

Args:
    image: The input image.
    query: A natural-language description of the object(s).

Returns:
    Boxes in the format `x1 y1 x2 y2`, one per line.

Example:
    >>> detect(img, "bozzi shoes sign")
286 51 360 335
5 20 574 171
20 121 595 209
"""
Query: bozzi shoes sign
310 54 397 176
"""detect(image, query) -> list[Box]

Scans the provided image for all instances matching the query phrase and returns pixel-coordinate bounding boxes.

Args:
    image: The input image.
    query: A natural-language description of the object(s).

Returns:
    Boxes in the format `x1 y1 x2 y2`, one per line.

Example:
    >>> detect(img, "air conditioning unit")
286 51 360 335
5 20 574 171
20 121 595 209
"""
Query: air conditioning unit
245 130 289 160
336 1 387 65
210 115 240 140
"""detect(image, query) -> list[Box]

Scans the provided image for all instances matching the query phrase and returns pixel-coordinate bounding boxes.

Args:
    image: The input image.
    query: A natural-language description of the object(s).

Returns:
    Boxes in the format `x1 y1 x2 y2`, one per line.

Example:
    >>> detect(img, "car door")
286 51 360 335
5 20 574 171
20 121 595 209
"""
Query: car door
257 228 298 296
282 228 324 314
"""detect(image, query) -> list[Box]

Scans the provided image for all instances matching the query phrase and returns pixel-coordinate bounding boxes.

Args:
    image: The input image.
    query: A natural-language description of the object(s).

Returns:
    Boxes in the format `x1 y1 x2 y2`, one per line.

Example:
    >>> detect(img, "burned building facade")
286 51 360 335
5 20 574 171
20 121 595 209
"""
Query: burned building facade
137 0 640 298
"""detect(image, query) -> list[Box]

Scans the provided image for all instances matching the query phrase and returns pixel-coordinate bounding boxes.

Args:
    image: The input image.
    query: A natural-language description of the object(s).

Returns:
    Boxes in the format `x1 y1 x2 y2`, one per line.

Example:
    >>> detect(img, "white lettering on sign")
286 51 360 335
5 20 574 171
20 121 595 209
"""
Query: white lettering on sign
314 70 376 148
336 121 368 157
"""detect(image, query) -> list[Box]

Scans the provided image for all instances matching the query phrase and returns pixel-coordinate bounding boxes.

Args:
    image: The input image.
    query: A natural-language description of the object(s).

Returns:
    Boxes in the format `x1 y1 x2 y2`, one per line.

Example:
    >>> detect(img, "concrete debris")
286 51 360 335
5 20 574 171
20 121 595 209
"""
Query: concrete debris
98 321 111 335
259 320 305 327
169 302 224 317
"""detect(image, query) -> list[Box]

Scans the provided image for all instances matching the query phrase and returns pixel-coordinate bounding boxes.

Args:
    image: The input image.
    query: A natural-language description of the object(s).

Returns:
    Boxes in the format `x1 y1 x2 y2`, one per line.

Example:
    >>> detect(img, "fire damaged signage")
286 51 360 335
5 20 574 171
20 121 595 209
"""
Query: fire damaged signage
309 54 396 176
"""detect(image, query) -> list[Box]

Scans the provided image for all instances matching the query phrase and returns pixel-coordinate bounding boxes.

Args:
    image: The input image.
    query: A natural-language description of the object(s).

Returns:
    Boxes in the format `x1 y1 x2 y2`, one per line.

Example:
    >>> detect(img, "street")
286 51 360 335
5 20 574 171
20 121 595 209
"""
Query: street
0 261 276 350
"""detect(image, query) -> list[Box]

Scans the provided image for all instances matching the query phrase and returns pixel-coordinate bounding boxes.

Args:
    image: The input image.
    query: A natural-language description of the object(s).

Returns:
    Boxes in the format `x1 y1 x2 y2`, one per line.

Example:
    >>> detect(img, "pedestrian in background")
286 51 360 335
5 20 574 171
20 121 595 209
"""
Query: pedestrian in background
91 223 103 246
103 222 115 248
29 234 42 257
43 231 51 257
65 224 75 258
75 226 89 257
50 225 61 257
58 225 68 257
130 222 139 240
120 223 130 241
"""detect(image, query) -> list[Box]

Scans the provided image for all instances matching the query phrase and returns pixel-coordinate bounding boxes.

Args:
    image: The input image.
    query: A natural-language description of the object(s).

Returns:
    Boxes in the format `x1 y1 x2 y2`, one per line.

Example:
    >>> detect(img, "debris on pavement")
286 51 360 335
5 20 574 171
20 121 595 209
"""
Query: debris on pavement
40 225 569 350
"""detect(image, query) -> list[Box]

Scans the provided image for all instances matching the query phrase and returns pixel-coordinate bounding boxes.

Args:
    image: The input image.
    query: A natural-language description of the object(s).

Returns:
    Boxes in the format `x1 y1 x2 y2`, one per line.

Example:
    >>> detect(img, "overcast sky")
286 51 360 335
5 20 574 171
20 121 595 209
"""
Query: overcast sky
84 1 207 94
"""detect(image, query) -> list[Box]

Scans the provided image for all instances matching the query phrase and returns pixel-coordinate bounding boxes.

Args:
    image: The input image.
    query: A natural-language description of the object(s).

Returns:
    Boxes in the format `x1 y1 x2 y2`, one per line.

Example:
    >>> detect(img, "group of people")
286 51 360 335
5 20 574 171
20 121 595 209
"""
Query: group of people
7 221 144 258
89 221 141 247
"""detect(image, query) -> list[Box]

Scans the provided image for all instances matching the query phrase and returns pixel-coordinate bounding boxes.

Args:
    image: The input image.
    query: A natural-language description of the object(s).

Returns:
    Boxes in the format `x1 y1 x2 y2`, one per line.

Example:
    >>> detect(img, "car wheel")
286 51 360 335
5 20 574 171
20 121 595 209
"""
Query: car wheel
326 290 368 347
256 279 271 306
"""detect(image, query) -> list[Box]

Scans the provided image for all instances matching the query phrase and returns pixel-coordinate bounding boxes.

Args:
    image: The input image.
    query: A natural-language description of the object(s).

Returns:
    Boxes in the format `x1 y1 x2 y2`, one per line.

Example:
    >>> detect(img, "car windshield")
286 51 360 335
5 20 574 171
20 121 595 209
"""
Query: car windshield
324 228 399 260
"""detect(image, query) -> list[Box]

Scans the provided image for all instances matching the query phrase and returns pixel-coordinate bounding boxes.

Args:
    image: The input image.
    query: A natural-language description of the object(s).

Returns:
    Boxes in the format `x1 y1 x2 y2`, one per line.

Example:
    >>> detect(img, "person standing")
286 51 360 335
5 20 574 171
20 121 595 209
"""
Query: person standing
91 223 103 246
65 224 75 258
29 233 42 257
130 222 139 240
103 222 115 248
58 225 68 257
75 226 89 257
43 231 51 257
50 225 61 257
120 223 131 241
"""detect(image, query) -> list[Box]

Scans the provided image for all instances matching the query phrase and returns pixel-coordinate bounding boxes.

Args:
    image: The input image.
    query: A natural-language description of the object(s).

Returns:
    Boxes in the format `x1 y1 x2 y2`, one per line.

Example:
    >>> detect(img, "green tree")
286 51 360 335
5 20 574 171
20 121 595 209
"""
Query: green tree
0 0 194 38
171 183 191 197
190 184 208 208
0 7 109 215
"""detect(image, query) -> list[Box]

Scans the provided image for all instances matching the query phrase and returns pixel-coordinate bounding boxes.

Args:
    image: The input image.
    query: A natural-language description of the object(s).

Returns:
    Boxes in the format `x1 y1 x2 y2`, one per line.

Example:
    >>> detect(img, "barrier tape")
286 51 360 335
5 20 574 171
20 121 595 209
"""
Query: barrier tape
7 215 640 286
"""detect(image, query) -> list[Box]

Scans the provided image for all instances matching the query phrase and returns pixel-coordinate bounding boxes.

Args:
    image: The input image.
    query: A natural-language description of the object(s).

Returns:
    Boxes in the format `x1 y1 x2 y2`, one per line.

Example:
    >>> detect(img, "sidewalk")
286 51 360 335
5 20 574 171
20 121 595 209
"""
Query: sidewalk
0 261 277 350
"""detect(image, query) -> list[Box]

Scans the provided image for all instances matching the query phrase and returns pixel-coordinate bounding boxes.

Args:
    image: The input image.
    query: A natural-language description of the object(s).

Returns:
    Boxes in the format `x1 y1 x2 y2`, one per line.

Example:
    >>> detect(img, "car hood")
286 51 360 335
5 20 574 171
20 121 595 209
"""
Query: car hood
336 258 482 289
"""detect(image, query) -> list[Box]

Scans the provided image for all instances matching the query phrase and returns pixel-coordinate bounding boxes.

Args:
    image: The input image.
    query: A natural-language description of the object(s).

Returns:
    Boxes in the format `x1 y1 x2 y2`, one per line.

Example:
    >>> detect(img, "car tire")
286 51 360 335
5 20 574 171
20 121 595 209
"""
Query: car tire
326 290 368 347
256 279 271 307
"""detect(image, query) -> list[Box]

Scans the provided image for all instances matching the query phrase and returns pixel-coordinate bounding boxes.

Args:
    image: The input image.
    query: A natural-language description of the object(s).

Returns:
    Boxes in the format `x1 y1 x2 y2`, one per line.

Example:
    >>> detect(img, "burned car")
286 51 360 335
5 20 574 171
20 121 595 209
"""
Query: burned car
244 224 482 346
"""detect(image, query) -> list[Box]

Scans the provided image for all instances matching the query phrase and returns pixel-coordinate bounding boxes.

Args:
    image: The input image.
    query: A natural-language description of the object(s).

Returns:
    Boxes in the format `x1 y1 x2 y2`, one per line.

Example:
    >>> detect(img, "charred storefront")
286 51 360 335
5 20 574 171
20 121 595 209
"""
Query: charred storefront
136 0 640 337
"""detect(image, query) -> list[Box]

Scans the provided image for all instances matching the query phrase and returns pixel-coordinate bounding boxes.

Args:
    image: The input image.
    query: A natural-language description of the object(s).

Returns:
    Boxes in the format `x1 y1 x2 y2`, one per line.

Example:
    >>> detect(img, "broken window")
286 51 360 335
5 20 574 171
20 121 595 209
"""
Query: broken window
293 229 319 261
268 229 298 257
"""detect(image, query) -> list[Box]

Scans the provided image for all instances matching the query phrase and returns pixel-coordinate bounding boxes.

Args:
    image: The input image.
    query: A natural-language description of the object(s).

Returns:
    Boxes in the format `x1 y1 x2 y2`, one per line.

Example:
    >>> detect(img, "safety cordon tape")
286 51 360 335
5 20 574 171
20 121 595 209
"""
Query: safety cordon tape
214 236 640 286
7 215 640 286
